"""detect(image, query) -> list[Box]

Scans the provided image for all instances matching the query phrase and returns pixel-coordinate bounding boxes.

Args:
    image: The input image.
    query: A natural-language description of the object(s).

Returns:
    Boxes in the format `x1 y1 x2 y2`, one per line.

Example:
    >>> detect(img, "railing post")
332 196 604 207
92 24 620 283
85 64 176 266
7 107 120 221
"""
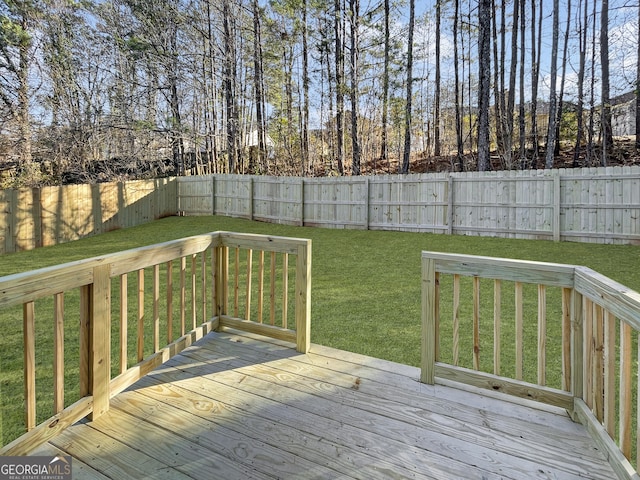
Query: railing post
295 241 312 353
90 263 111 420
213 243 228 320
421 254 436 384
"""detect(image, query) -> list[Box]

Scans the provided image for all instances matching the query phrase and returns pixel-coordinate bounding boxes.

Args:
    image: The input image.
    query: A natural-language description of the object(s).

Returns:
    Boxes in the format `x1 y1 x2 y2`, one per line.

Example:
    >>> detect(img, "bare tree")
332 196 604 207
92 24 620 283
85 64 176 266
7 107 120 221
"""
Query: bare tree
349 0 361 174
0 0 38 180
434 0 441 158
545 0 559 169
574 0 588 166
223 0 239 172
636 0 640 151
252 0 267 172
477 0 491 171
453 0 463 169
600 0 612 166
400 0 415 174
529 0 543 167
379 0 391 169
334 0 345 174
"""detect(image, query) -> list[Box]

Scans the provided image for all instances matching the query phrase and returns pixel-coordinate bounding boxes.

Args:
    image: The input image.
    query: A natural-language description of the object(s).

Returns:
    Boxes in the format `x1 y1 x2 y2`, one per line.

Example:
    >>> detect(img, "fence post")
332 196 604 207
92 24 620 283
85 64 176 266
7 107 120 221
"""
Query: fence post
553 171 561 242
212 175 216 215
421 254 437 384
447 175 454 235
89 263 111 420
300 178 305 226
295 240 312 353
248 176 254 221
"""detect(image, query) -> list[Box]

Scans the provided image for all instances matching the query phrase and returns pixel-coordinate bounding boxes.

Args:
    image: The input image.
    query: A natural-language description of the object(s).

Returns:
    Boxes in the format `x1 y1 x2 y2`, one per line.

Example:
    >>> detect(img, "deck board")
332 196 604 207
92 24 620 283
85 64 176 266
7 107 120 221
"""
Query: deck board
41 329 618 479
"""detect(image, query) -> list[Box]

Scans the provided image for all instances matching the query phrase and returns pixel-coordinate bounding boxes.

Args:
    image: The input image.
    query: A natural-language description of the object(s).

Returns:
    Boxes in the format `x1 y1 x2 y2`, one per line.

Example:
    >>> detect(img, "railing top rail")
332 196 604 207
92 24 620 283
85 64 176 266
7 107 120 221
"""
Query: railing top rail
0 231 312 309
217 231 311 254
575 265 640 331
421 251 575 287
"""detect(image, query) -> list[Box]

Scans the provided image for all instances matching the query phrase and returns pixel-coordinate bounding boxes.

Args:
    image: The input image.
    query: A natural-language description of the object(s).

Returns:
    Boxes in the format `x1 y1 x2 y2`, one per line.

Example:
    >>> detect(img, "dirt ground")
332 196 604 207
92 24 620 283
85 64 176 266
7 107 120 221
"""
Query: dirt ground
355 137 640 175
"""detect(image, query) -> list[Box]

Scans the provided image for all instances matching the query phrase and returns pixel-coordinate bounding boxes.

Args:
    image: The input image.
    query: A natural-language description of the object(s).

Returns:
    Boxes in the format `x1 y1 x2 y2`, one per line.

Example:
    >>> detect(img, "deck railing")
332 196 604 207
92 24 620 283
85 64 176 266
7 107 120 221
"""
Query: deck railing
421 251 640 479
0 231 311 455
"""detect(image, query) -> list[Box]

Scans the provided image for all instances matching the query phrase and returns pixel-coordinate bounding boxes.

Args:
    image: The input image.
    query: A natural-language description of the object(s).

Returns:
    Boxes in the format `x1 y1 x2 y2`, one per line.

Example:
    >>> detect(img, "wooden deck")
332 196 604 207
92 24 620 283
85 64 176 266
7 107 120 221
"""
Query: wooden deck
32 329 617 480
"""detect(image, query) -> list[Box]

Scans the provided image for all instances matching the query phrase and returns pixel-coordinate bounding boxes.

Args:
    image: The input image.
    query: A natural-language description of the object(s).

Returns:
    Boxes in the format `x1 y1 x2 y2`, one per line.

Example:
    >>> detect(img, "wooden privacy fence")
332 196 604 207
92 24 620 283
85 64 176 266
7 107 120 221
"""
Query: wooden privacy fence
177 166 640 244
0 231 311 454
420 251 640 479
0 178 176 254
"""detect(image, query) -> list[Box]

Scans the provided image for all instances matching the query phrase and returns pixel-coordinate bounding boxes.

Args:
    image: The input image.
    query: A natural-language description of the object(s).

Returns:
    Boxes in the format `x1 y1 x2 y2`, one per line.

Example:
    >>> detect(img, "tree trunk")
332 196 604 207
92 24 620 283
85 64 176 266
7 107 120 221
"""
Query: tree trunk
544 0 559 169
400 0 415 174
491 0 503 159
302 0 310 175
380 0 390 170
477 0 491 171
505 0 519 168
453 0 463 170
17 15 33 172
555 0 571 157
334 0 345 174
253 0 266 173
600 0 612 166
574 0 588 166
223 0 238 173
636 0 640 151
434 0 441 158
349 0 361 175
529 0 542 167
518 0 526 168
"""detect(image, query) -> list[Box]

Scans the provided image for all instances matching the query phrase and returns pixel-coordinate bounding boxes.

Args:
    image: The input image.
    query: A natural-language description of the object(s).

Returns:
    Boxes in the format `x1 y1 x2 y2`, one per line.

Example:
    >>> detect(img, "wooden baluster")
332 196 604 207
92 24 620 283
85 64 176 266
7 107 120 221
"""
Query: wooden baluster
245 249 253 320
222 246 229 315
583 297 593 409
234 247 240 317
120 274 128 374
632 330 640 471
270 252 276 325
191 254 197 329
23 301 36 431
537 284 547 386
53 293 64 413
593 303 604 422
603 310 616 438
570 290 584 407
201 250 207 322
434 272 440 361
473 276 480 371
561 287 572 391
79 285 91 398
282 253 289 329
166 261 173 343
137 269 144 362
153 264 160 353
493 279 501 376
180 256 186 335
258 251 265 323
515 282 523 380
452 274 460 366
619 322 632 458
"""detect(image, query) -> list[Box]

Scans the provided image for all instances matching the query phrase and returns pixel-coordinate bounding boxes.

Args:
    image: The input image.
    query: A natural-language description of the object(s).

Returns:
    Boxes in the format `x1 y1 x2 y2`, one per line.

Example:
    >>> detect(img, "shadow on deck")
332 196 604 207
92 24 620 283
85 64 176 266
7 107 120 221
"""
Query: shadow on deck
33 329 617 480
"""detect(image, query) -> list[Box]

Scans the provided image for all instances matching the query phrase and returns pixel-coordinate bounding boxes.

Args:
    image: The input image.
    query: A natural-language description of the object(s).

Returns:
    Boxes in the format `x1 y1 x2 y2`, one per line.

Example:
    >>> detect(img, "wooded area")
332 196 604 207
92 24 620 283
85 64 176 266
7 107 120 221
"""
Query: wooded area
1 0 639 186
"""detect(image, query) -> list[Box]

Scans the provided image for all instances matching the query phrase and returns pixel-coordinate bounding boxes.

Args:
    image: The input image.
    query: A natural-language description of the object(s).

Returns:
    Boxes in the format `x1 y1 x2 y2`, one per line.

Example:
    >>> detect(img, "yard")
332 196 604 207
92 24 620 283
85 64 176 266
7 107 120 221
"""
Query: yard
1 215 639 446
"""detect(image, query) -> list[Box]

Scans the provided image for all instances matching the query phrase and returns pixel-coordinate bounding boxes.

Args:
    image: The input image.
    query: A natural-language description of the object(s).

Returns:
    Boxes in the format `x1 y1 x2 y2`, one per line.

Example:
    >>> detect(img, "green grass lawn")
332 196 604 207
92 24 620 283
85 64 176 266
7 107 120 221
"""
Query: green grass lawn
1 215 640 445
